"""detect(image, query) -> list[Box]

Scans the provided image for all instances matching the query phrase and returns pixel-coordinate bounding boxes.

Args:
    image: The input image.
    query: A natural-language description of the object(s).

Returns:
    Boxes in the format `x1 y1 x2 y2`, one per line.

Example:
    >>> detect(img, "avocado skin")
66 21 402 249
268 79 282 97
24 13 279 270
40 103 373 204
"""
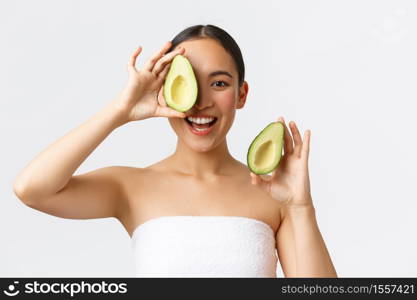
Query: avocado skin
247 122 285 175
163 55 198 112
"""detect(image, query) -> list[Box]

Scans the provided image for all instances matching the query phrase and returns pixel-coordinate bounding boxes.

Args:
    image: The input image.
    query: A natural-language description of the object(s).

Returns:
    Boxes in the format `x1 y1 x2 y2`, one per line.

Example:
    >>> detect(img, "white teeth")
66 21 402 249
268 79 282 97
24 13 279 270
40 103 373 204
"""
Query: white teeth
187 117 215 124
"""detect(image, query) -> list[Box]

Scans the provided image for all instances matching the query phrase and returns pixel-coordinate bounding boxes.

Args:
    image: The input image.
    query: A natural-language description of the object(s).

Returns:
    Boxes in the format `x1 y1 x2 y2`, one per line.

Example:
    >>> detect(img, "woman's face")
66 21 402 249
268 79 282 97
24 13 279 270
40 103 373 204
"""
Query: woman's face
167 38 248 152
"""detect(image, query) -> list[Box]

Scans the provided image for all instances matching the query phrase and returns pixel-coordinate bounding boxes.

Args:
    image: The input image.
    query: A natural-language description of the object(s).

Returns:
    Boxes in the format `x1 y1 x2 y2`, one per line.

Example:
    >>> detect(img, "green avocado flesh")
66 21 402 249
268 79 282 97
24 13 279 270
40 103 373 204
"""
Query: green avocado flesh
163 55 198 112
247 122 285 175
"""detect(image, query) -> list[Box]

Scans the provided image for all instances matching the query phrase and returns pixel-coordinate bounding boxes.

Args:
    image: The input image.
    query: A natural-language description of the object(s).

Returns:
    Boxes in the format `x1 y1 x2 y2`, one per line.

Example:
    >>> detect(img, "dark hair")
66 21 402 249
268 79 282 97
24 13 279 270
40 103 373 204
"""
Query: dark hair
168 24 245 87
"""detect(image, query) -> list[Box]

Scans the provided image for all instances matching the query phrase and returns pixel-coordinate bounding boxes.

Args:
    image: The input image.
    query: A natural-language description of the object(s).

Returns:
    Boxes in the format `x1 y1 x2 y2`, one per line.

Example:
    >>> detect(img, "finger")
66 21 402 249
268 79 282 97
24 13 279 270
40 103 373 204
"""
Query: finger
128 46 142 71
250 172 261 185
155 105 186 118
250 172 270 185
277 116 294 155
157 87 166 107
302 129 311 161
271 167 279 181
143 41 172 72
152 47 185 76
289 121 303 158
157 61 171 83
260 174 272 181
250 172 270 192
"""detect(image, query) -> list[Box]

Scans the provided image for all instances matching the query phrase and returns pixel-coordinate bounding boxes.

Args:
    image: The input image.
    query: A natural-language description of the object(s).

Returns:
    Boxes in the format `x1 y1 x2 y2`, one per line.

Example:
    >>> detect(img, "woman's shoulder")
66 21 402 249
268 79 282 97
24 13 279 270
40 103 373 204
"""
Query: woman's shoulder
100 157 178 191
108 161 173 194
101 165 154 194
103 165 148 177
106 163 161 175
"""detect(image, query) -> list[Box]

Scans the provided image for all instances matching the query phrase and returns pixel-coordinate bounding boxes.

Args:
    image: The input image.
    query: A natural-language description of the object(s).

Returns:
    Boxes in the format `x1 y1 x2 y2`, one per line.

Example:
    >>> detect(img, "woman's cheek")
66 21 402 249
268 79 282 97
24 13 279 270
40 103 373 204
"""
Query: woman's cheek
217 89 236 111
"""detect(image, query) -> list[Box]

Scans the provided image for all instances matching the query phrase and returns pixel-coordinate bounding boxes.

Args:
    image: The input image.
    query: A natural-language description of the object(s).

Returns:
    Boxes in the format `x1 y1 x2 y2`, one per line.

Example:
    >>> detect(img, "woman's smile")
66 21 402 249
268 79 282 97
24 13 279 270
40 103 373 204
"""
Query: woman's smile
185 116 218 136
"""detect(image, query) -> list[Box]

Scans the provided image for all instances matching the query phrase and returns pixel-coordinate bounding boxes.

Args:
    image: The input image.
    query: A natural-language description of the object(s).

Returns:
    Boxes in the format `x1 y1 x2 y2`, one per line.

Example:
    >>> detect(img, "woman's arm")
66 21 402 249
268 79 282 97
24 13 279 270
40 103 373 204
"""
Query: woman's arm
13 99 126 202
250 117 337 277
276 204 337 277
13 42 186 220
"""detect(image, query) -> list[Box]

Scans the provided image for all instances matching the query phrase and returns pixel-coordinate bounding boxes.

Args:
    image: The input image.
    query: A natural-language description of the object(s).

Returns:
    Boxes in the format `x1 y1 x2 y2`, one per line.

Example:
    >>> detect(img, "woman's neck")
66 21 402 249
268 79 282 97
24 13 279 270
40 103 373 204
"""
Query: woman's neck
168 139 238 179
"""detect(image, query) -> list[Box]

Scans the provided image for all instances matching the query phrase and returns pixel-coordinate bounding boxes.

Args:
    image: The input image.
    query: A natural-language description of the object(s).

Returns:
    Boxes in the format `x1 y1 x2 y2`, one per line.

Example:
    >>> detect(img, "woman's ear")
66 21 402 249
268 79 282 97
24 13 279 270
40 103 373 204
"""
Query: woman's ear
237 81 249 109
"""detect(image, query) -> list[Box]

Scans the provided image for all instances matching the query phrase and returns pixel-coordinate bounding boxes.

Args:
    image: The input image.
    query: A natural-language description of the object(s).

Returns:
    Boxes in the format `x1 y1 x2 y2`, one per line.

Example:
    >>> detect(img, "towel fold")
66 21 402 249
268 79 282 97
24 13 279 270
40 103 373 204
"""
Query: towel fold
131 215 278 277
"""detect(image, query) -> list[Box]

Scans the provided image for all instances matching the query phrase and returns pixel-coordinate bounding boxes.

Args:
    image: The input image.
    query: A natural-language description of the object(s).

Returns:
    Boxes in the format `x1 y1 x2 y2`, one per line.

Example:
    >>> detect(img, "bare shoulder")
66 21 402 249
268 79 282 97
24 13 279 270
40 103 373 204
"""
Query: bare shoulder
234 160 284 229
106 165 155 196
105 165 145 174
106 165 147 179
96 165 139 188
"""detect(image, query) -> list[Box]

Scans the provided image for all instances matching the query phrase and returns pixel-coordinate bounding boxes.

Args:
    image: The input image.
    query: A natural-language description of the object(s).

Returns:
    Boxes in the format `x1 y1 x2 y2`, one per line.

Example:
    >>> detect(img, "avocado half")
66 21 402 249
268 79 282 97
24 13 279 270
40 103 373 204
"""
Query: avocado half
247 122 285 175
163 55 198 112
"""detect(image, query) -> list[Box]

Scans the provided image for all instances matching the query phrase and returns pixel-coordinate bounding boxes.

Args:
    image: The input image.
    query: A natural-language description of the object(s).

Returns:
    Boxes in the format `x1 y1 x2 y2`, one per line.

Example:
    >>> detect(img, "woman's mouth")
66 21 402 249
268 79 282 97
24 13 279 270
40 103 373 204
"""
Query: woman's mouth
185 117 218 136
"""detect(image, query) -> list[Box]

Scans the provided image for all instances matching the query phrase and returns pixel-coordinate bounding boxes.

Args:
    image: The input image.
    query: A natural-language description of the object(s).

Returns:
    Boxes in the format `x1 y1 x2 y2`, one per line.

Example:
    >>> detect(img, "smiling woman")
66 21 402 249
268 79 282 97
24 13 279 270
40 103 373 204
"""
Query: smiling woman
13 24 336 278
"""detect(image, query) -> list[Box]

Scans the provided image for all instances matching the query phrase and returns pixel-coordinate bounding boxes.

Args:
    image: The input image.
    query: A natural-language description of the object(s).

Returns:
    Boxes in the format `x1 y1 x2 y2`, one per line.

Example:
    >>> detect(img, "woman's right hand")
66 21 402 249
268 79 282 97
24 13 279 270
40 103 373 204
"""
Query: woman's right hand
115 41 187 122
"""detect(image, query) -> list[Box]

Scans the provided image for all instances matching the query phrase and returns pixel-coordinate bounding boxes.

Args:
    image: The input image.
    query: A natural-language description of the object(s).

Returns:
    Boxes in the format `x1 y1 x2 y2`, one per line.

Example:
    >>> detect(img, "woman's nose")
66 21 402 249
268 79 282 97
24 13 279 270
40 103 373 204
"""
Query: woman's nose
194 90 213 110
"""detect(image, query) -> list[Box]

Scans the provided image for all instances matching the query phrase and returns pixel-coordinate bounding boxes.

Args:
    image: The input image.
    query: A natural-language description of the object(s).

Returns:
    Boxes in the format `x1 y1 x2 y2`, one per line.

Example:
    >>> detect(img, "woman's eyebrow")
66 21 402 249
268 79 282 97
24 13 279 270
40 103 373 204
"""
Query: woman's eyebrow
208 70 233 78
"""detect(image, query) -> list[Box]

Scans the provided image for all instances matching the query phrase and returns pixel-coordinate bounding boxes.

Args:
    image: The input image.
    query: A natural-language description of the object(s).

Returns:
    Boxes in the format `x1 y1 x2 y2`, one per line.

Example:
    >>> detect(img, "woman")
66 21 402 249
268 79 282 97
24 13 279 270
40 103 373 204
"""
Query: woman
13 24 337 278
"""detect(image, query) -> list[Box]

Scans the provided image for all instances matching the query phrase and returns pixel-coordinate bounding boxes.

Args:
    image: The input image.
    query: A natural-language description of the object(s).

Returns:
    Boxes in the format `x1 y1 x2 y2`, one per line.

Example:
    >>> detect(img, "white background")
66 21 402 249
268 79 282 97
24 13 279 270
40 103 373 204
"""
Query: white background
1 0 416 277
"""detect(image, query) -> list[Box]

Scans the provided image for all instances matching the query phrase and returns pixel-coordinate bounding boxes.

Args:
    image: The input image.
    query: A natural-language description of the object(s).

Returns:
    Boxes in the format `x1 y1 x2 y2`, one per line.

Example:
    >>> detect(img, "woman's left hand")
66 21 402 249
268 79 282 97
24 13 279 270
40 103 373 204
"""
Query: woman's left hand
250 116 314 209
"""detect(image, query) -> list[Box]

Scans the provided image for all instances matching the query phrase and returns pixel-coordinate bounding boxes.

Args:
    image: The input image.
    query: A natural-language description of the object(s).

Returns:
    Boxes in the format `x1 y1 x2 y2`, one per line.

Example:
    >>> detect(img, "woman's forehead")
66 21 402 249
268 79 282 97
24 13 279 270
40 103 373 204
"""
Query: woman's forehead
175 39 235 75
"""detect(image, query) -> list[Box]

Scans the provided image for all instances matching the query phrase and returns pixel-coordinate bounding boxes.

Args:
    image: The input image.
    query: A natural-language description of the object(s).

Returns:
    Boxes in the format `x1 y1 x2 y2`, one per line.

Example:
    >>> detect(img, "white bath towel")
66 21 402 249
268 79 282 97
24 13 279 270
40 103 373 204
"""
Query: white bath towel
131 215 278 277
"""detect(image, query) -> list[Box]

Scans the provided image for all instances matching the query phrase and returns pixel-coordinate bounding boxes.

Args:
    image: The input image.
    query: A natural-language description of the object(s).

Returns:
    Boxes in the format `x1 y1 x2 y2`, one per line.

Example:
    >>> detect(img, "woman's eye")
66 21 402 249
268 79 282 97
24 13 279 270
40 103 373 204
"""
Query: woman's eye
211 81 229 88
